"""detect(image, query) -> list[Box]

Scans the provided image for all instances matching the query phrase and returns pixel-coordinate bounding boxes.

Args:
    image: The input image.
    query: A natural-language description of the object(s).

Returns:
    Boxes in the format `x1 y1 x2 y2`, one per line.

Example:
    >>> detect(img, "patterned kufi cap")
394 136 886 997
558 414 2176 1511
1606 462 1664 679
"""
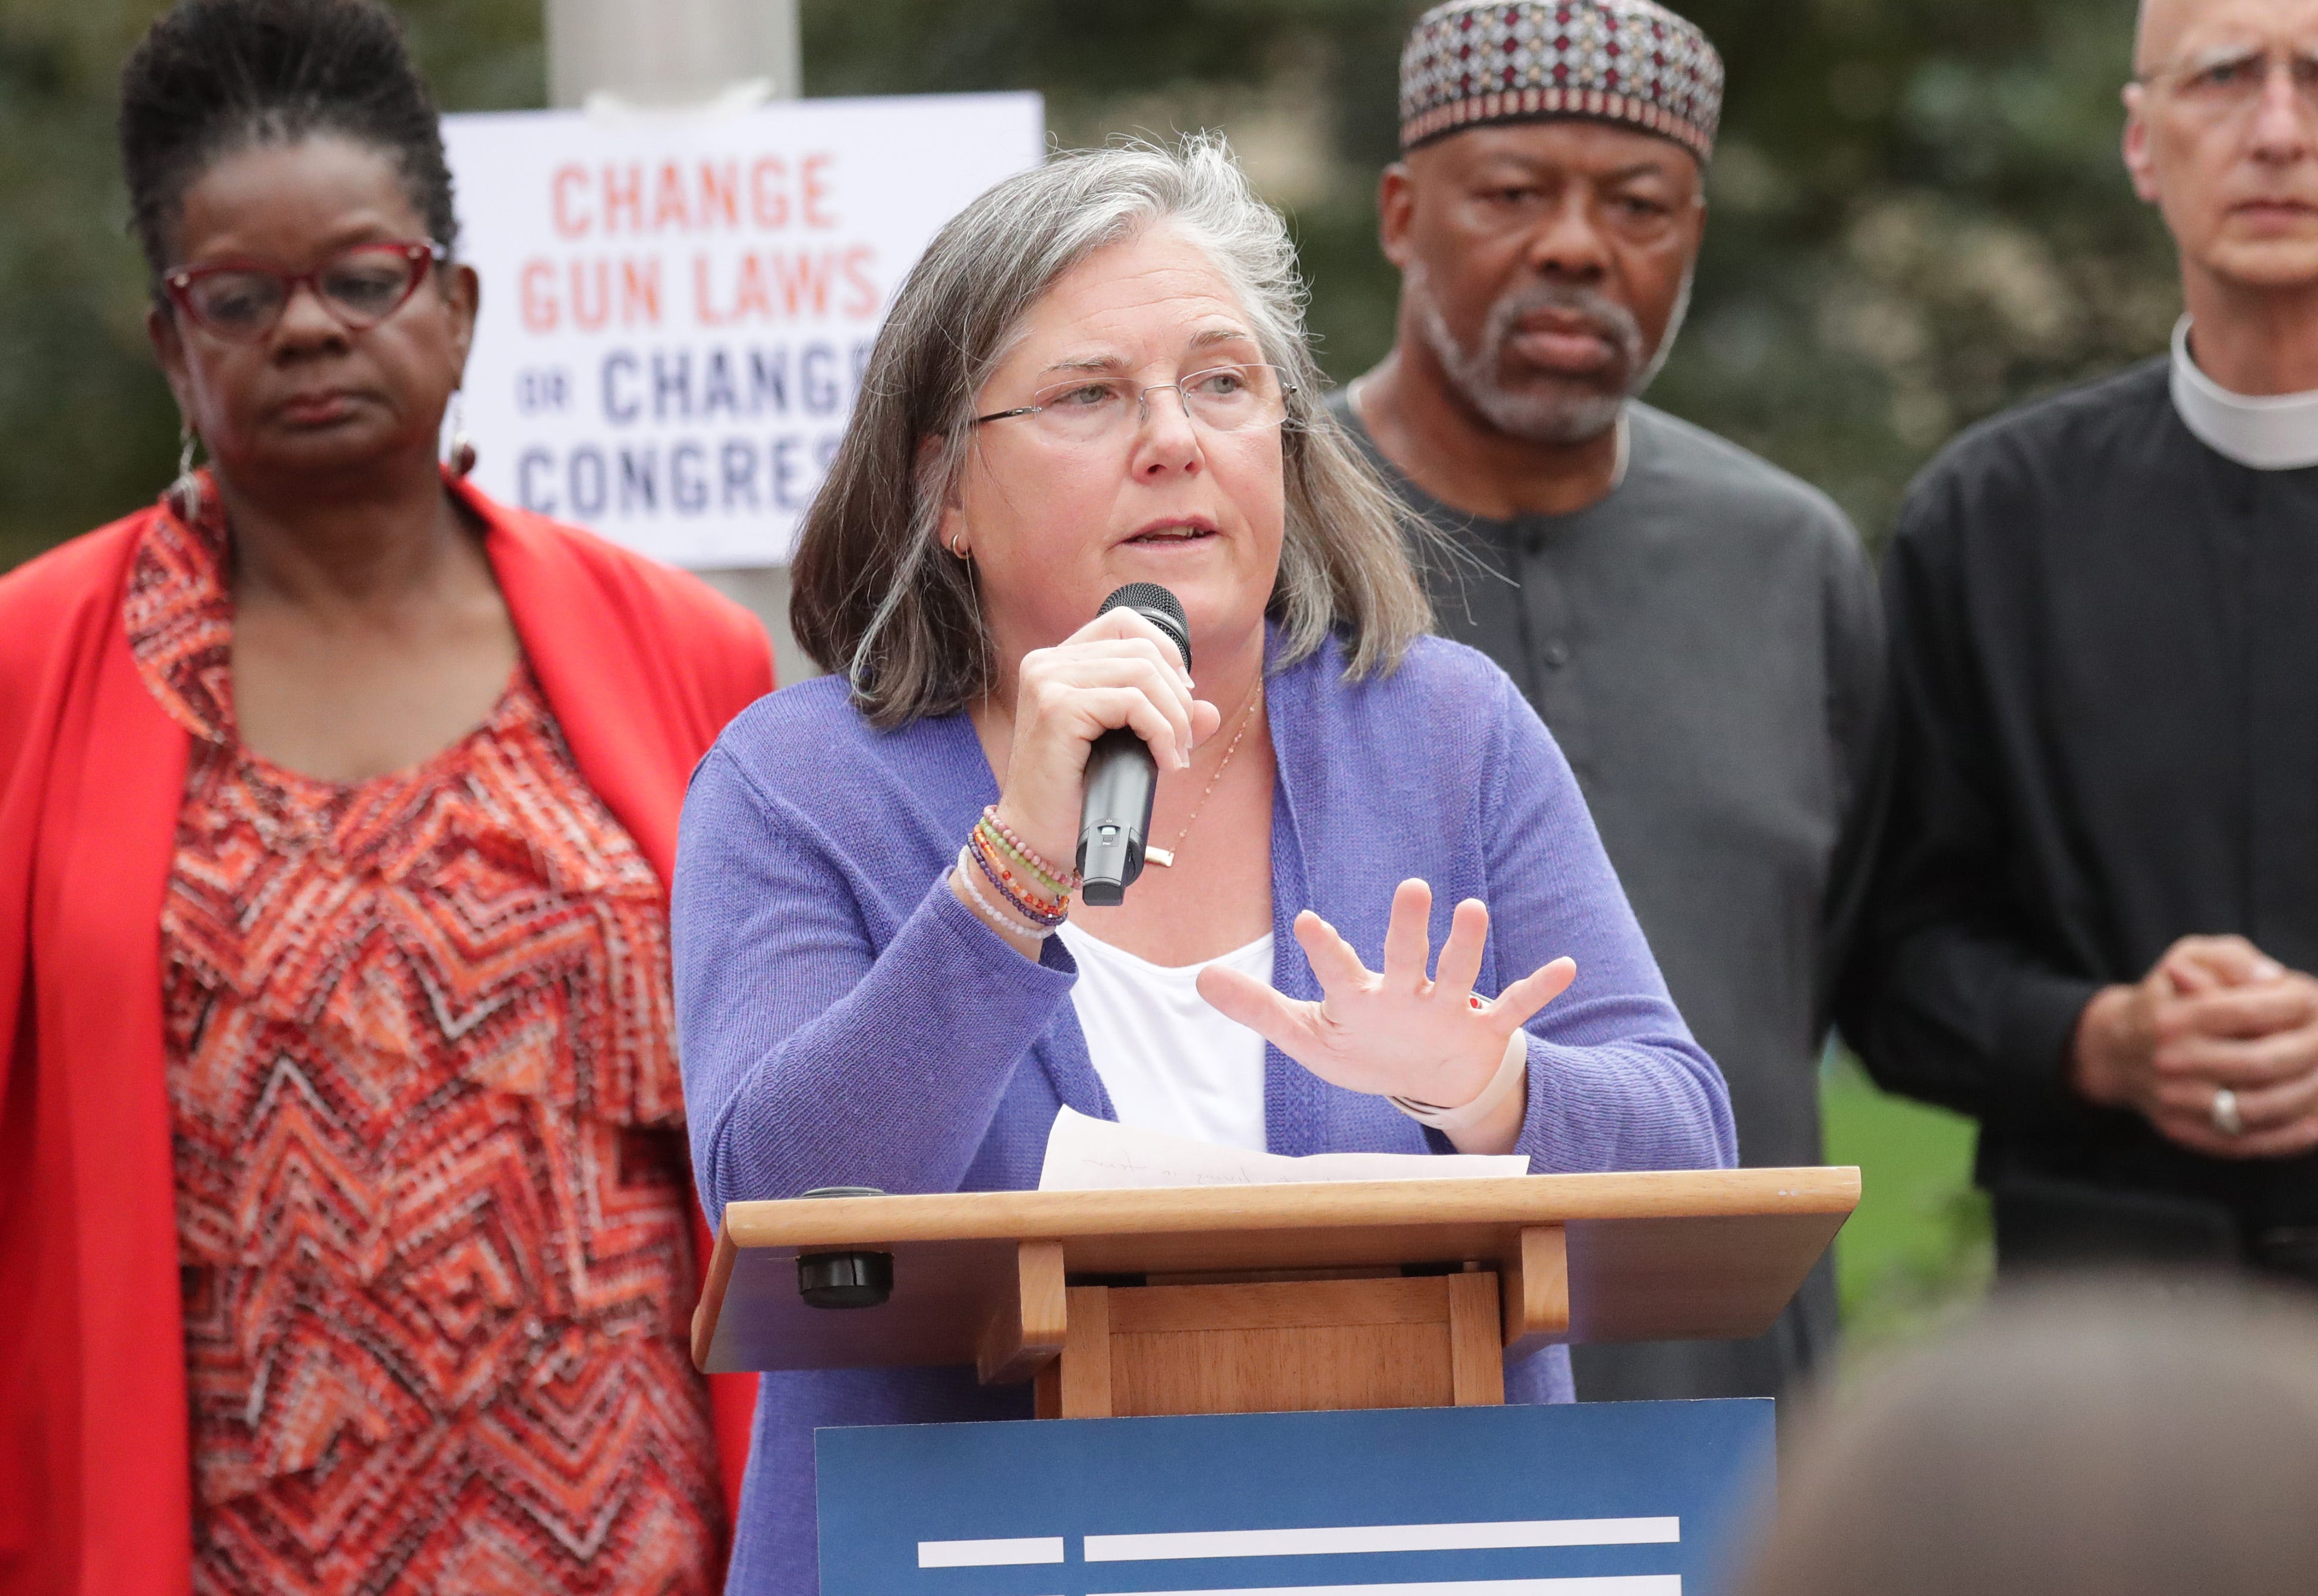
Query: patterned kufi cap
1399 0 1724 162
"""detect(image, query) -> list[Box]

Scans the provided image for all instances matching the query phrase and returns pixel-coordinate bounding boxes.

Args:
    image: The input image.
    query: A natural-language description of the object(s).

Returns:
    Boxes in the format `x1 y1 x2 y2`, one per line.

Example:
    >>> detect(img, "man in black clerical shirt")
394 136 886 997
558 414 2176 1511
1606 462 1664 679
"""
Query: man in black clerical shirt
1334 0 1888 1403
1844 0 2318 1279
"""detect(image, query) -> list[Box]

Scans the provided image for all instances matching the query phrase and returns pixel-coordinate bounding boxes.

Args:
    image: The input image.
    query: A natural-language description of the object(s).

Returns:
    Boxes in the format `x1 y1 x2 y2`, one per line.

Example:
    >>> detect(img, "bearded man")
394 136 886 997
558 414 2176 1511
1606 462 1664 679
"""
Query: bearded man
1843 0 2318 1282
1332 0 1886 1405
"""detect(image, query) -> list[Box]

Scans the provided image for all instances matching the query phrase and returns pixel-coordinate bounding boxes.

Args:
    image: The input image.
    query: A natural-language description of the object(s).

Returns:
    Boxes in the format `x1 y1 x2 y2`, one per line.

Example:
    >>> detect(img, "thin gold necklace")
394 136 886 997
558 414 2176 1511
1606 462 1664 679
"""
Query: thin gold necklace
1144 684 1262 870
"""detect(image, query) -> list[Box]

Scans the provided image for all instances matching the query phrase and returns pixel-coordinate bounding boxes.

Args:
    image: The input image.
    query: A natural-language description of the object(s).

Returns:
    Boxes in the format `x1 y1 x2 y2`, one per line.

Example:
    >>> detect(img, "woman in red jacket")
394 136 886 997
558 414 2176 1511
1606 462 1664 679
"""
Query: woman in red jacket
0 1 769 1591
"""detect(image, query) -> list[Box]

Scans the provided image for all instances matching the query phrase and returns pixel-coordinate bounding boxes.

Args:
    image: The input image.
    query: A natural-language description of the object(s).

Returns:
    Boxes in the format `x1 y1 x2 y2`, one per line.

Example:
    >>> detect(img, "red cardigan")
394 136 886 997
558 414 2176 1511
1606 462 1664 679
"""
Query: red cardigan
0 481 773 1595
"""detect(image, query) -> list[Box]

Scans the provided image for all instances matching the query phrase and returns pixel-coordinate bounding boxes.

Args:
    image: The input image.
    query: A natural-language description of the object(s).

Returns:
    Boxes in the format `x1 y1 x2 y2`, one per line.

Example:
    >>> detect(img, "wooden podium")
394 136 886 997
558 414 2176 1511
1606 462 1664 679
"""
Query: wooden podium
694 1169 1857 1421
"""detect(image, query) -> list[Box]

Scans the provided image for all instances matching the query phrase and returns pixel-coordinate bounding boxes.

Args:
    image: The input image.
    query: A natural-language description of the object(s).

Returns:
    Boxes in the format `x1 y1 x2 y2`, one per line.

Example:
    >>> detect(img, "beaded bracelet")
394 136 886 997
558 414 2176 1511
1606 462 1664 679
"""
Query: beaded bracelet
954 846 1059 942
968 830 1069 928
970 829 1070 923
960 880 1045 944
978 806 1079 898
974 835 1070 909
978 824 1068 906
971 813 1073 921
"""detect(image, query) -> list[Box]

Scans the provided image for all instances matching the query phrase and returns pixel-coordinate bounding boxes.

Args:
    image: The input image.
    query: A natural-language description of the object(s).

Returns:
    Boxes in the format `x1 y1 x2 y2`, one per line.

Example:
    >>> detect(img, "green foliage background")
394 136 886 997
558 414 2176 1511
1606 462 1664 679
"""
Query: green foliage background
0 0 2177 572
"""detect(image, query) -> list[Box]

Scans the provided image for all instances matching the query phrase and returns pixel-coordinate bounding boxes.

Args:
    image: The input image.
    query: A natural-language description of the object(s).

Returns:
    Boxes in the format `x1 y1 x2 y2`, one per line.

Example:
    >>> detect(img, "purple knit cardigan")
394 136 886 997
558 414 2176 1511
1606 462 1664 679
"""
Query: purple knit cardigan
673 629 1736 1595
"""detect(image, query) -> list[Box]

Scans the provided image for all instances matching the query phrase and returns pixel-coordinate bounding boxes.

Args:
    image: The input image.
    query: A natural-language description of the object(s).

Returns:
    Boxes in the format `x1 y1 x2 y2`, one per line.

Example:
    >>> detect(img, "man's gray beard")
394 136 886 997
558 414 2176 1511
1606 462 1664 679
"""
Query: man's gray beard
1413 264 1692 446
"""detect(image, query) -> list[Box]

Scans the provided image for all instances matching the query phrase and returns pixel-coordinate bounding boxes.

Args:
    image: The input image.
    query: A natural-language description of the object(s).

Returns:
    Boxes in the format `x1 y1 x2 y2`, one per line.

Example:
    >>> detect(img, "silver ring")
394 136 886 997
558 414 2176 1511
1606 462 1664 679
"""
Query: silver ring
2212 1087 2245 1138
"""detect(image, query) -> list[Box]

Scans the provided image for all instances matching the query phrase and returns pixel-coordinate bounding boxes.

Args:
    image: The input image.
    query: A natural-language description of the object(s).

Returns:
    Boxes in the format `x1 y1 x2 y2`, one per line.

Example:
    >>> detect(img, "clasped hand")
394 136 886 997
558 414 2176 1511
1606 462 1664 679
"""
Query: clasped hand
1198 878 1577 1155
2074 935 2318 1159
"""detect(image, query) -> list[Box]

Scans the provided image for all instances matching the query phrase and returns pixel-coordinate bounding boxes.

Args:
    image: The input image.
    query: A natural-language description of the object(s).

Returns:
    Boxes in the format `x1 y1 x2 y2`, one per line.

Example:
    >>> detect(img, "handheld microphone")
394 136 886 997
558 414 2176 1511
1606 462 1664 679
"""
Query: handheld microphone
1078 583 1191 906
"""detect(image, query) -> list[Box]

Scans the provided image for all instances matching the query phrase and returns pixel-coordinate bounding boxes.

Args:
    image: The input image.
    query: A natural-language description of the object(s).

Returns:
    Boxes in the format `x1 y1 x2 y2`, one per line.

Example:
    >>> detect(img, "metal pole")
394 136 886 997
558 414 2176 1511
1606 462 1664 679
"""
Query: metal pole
543 0 817 686
546 0 799 108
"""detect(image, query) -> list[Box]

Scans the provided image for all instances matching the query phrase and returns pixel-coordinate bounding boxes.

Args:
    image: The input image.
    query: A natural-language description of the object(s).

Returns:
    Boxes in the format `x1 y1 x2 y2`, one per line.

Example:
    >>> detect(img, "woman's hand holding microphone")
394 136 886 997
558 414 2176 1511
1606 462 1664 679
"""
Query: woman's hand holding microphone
990 609 1220 869
952 609 1218 953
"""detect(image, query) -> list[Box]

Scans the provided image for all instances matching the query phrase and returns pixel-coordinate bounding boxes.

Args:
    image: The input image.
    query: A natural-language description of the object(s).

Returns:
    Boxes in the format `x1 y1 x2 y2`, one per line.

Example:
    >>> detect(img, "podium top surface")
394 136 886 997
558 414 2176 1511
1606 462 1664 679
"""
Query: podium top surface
697 1167 1859 1375
719 1167 1855 1248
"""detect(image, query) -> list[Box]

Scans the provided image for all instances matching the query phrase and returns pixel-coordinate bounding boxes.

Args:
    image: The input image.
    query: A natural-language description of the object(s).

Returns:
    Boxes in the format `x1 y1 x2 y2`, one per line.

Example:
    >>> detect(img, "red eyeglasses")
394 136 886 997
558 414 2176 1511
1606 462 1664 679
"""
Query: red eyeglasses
162 240 448 342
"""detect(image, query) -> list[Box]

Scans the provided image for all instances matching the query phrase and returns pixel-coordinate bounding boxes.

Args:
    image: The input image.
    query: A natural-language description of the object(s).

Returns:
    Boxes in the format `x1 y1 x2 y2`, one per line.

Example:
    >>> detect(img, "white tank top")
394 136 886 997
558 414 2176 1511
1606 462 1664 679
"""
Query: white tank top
1053 923 1275 1152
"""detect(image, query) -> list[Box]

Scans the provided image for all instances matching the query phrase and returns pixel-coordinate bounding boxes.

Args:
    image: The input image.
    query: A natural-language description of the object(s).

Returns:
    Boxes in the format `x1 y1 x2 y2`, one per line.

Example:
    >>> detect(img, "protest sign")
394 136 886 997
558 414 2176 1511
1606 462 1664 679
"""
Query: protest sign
442 93 1044 568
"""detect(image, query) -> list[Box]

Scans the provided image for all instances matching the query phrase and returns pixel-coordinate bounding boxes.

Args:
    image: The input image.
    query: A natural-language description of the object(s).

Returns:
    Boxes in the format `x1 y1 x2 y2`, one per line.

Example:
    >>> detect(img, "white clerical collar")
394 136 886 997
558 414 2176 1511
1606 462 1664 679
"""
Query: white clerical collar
2170 314 2318 470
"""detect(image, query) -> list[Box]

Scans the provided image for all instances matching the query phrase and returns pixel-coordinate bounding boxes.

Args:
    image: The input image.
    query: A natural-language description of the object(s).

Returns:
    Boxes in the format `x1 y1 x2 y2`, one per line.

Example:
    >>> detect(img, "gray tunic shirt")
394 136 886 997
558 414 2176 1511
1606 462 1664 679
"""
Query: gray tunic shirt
1335 394 1888 1400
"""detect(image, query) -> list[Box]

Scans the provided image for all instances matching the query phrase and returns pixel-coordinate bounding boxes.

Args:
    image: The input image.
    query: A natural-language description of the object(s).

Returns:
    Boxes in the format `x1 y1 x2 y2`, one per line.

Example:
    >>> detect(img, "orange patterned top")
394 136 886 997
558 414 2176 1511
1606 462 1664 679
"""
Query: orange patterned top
128 501 721 1594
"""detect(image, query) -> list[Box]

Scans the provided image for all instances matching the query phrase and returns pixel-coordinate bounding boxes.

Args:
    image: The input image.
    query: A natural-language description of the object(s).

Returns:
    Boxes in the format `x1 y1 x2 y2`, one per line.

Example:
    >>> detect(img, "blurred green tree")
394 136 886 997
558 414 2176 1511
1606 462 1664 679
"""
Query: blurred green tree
1 0 179 569
1 0 2178 564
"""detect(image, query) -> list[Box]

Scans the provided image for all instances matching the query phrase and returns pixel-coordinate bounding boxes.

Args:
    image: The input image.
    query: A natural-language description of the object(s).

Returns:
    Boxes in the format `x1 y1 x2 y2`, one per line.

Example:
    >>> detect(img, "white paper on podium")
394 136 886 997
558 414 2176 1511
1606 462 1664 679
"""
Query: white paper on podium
1037 1106 1529 1191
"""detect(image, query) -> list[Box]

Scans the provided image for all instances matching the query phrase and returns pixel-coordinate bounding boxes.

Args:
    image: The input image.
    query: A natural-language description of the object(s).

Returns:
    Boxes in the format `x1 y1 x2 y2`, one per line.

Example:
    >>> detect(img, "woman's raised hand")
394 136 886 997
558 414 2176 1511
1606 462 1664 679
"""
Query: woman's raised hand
1195 879 1577 1154
991 608 1223 871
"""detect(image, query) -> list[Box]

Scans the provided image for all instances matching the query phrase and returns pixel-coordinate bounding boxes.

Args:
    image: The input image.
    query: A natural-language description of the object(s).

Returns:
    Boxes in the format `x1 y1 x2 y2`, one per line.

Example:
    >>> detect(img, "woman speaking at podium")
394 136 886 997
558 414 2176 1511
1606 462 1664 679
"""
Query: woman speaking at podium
674 137 1736 1590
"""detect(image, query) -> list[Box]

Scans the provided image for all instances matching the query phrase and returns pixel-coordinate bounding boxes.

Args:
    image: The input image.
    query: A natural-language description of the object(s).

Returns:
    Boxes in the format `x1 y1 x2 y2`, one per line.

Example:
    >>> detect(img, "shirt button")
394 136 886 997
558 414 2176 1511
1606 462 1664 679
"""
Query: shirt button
1542 640 1571 669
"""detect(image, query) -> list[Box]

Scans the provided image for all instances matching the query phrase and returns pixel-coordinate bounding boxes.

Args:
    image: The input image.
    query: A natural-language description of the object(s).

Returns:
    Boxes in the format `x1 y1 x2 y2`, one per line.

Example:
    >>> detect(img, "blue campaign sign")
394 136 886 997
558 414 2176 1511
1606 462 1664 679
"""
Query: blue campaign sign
817 1399 1773 1596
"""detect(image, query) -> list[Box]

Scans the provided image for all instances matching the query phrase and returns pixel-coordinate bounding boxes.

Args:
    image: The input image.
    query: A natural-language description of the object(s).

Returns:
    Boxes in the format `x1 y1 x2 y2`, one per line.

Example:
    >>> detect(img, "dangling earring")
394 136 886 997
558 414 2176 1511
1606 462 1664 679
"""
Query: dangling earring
169 420 205 523
446 392 477 477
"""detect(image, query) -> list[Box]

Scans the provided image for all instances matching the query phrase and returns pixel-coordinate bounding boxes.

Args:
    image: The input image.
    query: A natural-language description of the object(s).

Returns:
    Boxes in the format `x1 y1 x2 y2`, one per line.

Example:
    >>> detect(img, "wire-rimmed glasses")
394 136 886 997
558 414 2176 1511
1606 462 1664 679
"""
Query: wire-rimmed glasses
2139 44 2318 124
973 363 1297 445
162 240 449 342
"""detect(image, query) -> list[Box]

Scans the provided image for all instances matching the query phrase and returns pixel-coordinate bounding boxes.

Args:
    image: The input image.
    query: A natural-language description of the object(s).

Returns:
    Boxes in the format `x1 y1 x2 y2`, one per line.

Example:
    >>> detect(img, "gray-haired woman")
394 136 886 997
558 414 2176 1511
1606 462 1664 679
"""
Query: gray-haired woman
672 136 1734 1593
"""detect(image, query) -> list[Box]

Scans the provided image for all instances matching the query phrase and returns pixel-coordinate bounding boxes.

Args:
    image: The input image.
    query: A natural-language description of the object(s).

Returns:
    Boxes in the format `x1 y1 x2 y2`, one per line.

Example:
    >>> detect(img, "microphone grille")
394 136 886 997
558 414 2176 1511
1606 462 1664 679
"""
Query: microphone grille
1096 582 1191 668
1097 583 1186 629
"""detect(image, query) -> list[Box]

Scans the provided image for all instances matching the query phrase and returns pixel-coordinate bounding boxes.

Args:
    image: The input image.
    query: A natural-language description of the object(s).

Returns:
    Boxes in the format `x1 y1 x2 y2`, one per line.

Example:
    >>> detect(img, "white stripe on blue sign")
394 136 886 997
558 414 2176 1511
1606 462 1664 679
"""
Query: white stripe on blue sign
1086 1519 1681 1562
917 1537 1067 1567
1085 1578 1681 1596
